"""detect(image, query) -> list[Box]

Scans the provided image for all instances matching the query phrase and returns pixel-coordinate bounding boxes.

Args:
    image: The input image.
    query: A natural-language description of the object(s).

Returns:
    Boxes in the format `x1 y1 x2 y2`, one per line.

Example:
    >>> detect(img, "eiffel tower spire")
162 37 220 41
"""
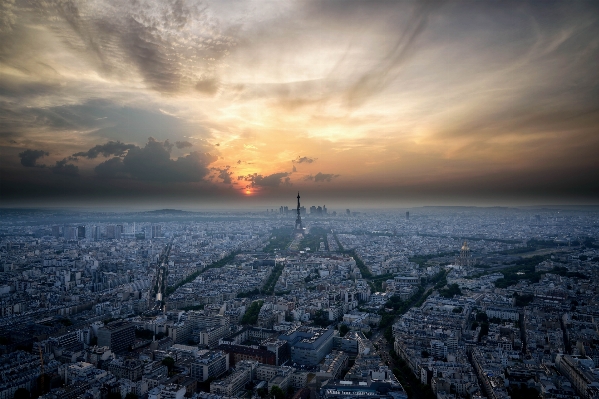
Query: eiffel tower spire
295 192 304 234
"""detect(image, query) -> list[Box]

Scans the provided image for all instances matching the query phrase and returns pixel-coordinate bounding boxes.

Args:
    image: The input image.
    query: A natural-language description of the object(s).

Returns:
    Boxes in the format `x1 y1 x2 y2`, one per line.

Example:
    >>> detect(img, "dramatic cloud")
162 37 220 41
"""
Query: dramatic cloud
92 138 217 182
175 141 193 149
73 141 135 159
304 172 340 183
19 149 48 167
314 173 340 183
343 1 441 107
212 166 233 184
18 0 236 94
239 172 292 188
254 173 292 187
50 159 79 176
293 156 317 164
1 1 599 205
94 157 126 178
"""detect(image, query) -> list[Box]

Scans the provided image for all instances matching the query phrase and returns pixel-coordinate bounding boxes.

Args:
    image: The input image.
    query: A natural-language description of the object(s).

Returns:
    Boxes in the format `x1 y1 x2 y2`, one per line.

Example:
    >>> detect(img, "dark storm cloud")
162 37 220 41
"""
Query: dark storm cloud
254 173 292 187
175 141 193 149
93 138 218 182
50 158 79 176
293 156 317 164
212 166 233 184
314 172 340 183
238 172 292 188
304 172 340 183
19 149 49 167
73 141 135 158
94 156 126 178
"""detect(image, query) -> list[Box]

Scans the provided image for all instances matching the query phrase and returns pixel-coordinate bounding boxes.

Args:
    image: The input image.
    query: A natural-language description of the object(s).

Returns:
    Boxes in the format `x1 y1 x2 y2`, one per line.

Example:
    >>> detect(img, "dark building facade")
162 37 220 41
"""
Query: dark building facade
217 343 276 366
96 321 135 354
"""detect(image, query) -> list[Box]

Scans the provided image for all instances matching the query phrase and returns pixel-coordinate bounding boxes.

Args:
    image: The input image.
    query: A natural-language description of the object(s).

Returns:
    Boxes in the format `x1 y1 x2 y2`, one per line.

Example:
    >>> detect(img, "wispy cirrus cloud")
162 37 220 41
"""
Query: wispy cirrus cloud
15 0 237 94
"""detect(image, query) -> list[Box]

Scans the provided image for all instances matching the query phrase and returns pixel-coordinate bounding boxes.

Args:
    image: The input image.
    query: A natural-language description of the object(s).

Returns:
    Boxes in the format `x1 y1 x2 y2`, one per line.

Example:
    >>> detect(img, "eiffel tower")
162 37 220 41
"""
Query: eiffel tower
295 192 304 234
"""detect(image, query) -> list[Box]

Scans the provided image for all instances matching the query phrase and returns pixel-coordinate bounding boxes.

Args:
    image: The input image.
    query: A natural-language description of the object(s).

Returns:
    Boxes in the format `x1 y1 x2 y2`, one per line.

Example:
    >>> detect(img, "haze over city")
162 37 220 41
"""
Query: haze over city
1 0 598 208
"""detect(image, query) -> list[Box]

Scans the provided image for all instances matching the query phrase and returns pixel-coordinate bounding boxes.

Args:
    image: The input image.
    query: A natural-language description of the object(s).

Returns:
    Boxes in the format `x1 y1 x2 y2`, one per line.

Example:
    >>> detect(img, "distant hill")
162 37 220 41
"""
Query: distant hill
144 209 193 214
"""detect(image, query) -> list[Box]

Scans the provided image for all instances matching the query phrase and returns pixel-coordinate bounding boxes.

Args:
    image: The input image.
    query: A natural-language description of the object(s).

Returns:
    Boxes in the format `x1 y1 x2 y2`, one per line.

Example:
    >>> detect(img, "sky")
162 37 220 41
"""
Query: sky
1 0 598 209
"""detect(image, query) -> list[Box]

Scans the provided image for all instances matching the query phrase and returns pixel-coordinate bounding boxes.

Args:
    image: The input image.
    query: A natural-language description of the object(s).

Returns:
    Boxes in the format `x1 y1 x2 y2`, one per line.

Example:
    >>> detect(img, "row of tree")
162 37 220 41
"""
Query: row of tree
241 300 264 325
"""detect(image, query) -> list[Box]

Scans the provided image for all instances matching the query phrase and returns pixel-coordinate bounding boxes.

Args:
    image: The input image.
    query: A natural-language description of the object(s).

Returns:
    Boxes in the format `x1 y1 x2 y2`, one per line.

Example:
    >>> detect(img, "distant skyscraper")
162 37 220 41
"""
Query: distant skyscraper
77 225 86 239
93 226 101 241
52 225 60 238
63 225 78 240
406 211 410 220
105 225 116 239
152 225 162 238
85 226 93 240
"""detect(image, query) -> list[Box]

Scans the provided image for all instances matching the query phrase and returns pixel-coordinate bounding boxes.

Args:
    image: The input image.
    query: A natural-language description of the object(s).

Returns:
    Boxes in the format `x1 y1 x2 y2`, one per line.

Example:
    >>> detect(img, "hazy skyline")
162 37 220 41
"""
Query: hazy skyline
1 0 598 208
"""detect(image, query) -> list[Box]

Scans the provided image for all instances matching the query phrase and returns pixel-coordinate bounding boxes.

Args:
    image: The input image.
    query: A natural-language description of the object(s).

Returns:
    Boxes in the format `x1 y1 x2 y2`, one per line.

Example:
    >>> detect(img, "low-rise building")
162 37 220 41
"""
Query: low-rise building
279 326 335 366
210 360 258 397
190 351 229 382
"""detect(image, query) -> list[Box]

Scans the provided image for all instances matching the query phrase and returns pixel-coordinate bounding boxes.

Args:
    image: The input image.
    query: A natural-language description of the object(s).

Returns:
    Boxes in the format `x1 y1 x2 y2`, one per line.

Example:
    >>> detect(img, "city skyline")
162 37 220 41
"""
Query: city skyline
0 205 597 399
1 0 599 207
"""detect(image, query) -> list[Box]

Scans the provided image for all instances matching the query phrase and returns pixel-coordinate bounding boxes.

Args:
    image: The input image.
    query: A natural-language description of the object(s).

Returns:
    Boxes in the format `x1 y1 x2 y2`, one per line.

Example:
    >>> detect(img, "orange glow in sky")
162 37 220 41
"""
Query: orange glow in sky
1 0 598 206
